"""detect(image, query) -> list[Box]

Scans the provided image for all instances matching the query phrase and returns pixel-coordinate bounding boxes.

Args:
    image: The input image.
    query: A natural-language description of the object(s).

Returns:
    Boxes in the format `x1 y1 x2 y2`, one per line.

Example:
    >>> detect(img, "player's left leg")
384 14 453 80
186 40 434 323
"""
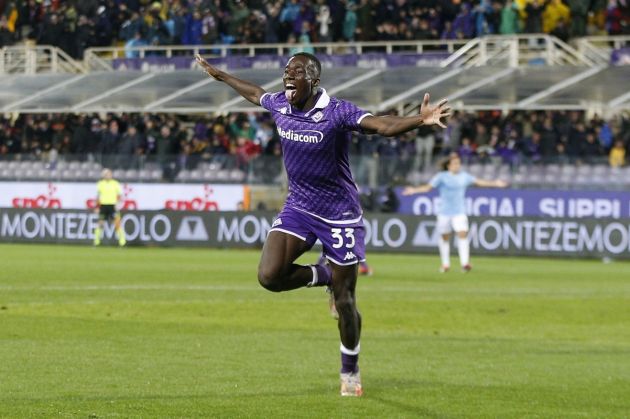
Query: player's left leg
114 213 126 247
330 262 363 396
453 215 471 272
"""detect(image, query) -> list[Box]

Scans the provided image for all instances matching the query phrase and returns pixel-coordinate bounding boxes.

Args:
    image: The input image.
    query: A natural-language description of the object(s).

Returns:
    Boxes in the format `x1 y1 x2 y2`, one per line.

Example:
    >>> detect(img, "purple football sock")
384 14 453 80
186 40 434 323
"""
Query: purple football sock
341 352 359 374
313 263 332 287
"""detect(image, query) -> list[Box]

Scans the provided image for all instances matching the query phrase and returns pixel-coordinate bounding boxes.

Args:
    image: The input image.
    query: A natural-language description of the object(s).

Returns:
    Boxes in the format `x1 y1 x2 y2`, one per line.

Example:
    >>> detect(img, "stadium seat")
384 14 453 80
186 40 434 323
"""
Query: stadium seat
31 161 45 170
137 169 151 181
216 170 230 181
544 164 561 175
576 165 592 176
230 169 245 182
201 171 217 181
60 169 75 180
188 170 202 181
150 169 162 180
468 164 483 176
561 165 576 176
124 169 138 181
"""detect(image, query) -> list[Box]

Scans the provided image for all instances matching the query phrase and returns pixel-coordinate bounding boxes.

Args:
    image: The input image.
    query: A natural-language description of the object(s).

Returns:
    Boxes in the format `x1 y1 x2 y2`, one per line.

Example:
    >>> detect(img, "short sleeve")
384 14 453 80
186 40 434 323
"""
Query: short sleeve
464 172 476 187
335 99 372 131
429 173 442 188
260 92 278 112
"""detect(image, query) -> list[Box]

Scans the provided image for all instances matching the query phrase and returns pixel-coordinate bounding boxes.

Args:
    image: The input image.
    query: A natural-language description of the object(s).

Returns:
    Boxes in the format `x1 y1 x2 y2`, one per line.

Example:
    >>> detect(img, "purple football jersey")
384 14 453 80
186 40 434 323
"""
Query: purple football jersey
260 88 371 221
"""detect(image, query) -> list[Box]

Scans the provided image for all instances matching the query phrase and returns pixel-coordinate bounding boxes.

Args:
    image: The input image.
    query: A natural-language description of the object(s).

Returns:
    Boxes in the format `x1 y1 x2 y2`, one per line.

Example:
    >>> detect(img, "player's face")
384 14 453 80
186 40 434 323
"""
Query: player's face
448 157 461 173
283 56 319 106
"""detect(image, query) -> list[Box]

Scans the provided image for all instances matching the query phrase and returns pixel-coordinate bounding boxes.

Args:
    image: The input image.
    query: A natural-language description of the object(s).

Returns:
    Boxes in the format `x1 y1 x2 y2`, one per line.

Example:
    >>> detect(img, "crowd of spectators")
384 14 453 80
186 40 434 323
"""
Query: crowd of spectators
0 0 628 58
0 109 628 182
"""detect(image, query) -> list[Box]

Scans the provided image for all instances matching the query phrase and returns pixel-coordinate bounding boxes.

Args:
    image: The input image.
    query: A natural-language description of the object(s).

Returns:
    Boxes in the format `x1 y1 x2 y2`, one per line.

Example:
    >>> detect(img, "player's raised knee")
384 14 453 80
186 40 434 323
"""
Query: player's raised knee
257 265 283 292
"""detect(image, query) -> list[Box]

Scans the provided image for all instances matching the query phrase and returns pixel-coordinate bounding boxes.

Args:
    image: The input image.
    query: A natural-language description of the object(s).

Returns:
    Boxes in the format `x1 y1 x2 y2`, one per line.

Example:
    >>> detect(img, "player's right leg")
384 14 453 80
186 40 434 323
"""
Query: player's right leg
93 219 104 246
436 215 452 272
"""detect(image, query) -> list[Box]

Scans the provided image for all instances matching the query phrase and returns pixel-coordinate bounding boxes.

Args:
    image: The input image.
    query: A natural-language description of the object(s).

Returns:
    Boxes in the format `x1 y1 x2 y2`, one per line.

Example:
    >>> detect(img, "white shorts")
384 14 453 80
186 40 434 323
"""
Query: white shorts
436 214 469 234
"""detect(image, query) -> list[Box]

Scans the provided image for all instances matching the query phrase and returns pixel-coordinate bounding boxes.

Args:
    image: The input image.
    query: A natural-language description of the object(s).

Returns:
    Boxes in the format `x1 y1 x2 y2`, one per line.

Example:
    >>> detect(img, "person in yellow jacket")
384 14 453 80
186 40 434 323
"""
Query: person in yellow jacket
543 0 570 33
94 168 126 246
609 139 626 168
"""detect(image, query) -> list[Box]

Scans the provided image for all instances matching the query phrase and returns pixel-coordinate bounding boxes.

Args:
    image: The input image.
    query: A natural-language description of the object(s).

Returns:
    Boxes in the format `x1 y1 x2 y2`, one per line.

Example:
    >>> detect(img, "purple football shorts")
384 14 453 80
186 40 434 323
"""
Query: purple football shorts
269 206 366 266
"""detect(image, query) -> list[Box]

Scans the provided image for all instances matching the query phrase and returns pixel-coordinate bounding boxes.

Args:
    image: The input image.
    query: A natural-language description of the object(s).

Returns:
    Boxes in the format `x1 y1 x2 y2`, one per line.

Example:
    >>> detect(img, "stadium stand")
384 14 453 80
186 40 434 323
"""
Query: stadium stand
0 1 629 189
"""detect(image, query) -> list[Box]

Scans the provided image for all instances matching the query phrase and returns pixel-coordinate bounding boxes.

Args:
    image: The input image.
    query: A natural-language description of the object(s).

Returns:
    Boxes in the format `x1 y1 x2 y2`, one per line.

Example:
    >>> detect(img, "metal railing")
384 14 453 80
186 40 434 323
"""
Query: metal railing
83 39 470 71
576 35 630 63
440 35 597 68
0 45 86 74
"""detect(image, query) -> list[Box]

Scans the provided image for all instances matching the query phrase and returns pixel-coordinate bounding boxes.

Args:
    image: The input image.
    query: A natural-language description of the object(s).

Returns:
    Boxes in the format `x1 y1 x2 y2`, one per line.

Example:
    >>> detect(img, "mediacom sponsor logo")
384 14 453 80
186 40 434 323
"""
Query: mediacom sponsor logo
276 127 323 144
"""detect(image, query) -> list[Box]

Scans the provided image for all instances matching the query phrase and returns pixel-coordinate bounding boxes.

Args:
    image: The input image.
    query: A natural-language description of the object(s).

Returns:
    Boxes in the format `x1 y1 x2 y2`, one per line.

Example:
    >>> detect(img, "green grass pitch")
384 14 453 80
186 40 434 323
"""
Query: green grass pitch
1 243 629 418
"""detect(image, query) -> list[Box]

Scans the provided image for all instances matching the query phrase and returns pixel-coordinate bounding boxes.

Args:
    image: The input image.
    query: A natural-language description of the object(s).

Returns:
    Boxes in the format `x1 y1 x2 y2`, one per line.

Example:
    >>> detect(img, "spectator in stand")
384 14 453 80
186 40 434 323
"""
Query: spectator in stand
522 131 542 164
315 2 333 42
125 32 147 58
539 117 558 163
182 9 203 46
581 130 603 164
543 0 570 34
414 125 436 172
457 137 475 164
452 3 475 38
567 122 587 162
567 0 589 37
500 0 521 34
0 15 15 46
118 124 144 169
524 0 544 34
342 0 358 41
609 139 626 167
475 0 497 36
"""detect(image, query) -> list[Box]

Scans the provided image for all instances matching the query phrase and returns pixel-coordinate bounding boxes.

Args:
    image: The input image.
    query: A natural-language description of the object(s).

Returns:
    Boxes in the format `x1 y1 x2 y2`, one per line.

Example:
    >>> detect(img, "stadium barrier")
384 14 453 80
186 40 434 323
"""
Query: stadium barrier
1 209 629 259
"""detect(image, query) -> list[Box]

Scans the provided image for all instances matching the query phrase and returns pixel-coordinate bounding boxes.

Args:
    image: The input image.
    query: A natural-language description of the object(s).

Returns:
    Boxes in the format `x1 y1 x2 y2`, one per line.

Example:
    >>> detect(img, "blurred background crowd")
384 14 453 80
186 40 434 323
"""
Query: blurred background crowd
0 110 627 179
0 0 629 57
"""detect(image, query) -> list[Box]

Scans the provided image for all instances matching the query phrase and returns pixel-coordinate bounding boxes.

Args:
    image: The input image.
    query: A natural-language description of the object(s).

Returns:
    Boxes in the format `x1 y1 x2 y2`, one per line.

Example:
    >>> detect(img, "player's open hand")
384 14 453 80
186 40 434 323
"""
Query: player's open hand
420 93 451 128
195 54 221 80
402 186 416 196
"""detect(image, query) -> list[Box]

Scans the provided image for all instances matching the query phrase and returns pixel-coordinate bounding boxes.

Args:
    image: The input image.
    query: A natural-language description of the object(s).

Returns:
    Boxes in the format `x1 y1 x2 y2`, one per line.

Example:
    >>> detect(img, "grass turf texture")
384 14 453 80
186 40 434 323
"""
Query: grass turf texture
0 244 629 418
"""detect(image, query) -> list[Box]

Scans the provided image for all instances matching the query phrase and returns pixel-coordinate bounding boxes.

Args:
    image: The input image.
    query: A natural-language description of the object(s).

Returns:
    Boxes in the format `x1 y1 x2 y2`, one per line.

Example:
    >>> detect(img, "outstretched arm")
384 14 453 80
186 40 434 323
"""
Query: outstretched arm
195 54 266 106
474 179 508 188
402 184 433 195
360 93 450 137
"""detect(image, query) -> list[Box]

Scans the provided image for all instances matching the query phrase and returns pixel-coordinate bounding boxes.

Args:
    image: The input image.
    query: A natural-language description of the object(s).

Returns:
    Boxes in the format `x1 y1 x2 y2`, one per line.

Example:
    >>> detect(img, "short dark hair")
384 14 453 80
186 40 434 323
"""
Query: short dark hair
291 52 321 78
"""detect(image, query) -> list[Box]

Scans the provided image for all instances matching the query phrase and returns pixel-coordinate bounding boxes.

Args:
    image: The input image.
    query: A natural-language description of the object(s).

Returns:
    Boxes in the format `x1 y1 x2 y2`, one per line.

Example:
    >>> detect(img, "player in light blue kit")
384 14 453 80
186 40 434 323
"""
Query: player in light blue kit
403 153 507 272
196 52 450 396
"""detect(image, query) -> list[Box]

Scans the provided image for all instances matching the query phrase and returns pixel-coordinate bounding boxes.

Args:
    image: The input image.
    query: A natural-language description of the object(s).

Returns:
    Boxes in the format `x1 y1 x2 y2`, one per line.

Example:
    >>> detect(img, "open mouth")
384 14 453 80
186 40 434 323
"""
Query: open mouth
285 84 297 101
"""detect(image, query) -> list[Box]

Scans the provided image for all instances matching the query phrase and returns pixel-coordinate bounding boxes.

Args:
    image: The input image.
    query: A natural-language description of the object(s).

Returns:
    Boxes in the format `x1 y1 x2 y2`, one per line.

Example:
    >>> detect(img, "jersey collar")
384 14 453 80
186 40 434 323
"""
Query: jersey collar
305 88 330 117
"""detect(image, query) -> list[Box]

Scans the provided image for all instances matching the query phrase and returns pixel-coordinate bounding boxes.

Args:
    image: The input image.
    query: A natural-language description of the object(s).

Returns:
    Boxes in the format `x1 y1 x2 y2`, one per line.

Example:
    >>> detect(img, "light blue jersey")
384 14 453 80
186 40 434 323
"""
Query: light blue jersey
429 171 476 216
